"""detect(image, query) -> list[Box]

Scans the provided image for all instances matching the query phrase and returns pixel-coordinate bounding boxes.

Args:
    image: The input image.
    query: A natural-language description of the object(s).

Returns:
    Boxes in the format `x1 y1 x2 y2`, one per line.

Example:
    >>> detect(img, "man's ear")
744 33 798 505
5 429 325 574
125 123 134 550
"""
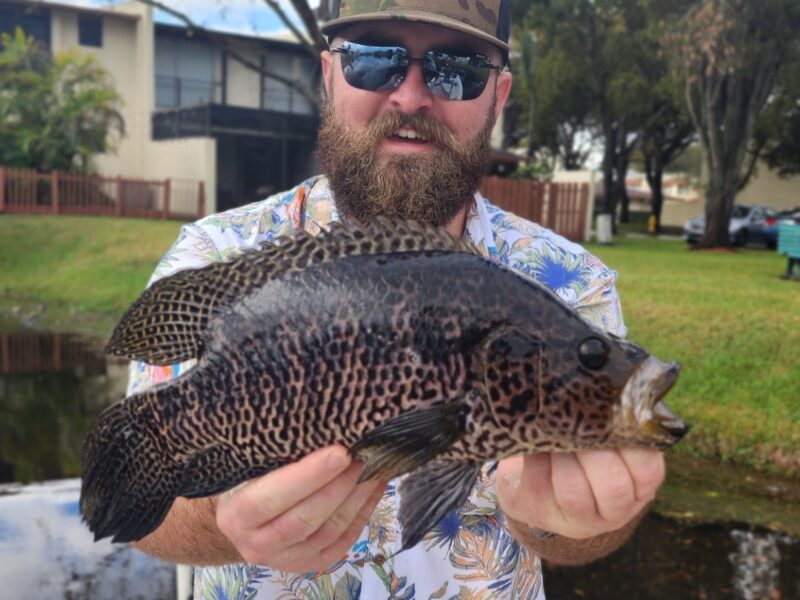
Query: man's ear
494 70 513 121
321 50 334 96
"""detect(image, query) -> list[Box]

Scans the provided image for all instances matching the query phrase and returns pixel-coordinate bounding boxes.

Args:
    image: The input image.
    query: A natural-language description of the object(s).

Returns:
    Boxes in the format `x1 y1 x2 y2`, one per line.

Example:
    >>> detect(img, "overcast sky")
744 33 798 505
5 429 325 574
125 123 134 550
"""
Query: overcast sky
56 0 320 36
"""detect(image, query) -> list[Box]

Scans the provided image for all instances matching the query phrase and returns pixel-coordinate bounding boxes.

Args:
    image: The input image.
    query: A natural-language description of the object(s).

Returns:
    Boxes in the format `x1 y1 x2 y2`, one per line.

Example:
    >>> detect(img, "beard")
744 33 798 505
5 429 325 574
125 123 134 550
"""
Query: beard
316 93 496 228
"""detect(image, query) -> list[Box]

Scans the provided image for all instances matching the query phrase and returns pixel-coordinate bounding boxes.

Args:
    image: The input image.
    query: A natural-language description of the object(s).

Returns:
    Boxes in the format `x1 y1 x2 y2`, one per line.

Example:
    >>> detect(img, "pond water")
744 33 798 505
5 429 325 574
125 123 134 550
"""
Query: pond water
0 329 798 599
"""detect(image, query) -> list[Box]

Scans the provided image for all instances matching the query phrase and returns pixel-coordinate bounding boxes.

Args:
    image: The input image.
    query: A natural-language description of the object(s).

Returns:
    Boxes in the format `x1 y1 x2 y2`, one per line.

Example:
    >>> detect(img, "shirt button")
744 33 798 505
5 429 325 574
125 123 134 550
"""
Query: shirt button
371 553 386 566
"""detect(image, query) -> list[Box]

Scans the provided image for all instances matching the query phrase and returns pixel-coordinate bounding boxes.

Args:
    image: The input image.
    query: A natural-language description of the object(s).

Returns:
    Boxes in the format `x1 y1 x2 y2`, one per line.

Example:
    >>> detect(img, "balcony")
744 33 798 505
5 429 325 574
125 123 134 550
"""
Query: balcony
152 103 319 142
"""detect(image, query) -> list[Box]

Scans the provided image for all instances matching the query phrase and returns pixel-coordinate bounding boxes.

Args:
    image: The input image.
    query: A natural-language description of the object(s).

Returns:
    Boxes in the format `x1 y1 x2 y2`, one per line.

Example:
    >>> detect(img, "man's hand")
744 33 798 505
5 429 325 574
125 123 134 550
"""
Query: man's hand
495 449 665 540
216 445 386 573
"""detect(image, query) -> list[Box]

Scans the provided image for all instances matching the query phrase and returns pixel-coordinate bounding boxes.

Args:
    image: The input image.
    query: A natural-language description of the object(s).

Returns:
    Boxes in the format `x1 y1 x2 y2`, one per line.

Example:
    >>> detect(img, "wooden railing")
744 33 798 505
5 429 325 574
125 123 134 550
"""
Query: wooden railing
0 167 205 220
0 333 109 375
480 176 590 242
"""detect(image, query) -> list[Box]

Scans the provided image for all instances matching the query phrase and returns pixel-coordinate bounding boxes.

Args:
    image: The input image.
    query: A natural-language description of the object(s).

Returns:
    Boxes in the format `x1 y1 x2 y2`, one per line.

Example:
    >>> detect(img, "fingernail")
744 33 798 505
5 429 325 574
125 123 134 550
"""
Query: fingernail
327 448 349 471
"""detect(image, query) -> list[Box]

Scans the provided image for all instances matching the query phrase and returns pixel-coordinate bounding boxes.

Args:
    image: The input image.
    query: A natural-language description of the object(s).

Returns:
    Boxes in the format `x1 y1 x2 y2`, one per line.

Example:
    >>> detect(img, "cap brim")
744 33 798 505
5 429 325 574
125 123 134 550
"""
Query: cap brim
321 10 509 52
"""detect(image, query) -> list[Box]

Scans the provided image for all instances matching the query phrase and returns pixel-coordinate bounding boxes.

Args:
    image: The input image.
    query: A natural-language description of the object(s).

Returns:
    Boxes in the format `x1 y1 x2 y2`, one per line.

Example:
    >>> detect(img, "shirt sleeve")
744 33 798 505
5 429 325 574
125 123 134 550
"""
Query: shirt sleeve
573 261 627 338
125 223 222 396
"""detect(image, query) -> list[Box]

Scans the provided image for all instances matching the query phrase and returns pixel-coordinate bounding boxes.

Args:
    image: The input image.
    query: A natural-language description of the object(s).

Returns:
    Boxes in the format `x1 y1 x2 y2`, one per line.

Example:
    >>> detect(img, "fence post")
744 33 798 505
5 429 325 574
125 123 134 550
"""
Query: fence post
51 171 60 215
163 179 171 219
198 181 206 218
0 166 5 213
116 176 123 216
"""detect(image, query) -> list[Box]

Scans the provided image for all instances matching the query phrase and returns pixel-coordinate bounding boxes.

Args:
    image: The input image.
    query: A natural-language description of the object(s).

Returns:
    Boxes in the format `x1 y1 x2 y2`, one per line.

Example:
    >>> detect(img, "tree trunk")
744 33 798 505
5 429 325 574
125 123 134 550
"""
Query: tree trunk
645 149 665 234
615 148 631 224
701 165 738 246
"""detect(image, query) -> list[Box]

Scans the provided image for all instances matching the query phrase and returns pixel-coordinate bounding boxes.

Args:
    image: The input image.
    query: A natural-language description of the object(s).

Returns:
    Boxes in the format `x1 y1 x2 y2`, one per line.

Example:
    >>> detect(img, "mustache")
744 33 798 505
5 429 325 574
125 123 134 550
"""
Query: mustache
363 111 463 152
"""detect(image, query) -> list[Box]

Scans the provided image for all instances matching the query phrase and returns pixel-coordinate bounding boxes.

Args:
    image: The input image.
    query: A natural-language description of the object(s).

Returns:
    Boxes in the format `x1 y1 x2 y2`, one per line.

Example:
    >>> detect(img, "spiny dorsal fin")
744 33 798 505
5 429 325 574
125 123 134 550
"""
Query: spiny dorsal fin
106 218 481 365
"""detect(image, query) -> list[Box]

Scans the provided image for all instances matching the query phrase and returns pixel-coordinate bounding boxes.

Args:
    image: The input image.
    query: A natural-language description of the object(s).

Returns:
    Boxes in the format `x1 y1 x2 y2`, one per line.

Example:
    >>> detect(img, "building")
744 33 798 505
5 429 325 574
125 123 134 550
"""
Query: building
1 0 320 213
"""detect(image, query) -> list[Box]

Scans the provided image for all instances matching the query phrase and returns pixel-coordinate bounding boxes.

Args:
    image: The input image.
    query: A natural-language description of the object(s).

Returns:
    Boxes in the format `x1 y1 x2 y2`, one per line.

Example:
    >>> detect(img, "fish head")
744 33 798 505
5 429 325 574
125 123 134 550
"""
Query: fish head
480 325 688 453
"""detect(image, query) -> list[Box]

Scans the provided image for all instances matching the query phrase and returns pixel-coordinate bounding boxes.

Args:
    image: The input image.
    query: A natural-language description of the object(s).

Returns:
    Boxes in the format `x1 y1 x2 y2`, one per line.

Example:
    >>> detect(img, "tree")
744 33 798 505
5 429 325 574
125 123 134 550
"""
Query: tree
674 0 800 248
636 0 697 232
520 0 659 226
753 57 800 178
0 29 124 173
512 28 597 170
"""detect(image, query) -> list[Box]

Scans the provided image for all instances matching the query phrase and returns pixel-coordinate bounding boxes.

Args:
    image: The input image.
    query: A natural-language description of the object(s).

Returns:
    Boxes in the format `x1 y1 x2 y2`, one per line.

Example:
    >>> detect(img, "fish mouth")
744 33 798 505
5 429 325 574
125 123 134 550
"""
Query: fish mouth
617 356 689 448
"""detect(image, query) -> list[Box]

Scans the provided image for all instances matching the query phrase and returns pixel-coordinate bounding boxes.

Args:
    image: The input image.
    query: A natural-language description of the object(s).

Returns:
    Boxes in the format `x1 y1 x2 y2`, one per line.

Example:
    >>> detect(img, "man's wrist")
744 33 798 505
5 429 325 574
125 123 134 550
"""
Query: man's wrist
503 507 649 566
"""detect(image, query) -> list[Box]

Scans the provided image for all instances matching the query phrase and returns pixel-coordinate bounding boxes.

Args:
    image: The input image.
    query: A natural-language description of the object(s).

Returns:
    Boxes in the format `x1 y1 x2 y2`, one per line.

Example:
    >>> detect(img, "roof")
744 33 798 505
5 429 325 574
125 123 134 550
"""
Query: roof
0 0 139 21
155 22 313 53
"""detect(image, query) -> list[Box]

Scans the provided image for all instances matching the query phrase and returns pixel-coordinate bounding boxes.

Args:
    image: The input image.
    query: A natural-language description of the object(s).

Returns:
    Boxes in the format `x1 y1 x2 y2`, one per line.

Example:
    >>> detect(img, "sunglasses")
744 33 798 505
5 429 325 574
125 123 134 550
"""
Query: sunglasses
330 41 503 101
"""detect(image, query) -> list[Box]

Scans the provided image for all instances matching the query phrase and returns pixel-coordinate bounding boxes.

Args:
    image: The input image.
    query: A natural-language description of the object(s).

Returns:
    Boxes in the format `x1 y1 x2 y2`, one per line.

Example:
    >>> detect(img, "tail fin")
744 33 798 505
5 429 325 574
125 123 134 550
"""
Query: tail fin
80 392 183 543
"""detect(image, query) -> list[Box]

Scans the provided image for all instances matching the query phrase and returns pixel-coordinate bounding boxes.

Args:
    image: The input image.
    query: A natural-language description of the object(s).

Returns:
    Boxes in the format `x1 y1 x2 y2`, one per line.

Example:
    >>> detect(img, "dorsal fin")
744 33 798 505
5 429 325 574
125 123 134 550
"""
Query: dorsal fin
106 218 480 365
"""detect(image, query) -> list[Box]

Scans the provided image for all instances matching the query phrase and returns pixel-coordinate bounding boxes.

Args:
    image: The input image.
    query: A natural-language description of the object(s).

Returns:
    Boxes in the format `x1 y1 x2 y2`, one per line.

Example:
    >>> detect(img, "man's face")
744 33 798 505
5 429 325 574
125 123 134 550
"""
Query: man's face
317 21 512 227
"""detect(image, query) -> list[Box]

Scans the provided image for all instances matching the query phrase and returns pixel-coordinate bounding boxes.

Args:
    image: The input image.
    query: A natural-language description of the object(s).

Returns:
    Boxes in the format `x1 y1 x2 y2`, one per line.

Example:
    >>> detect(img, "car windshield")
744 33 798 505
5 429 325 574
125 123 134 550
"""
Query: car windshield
732 205 751 218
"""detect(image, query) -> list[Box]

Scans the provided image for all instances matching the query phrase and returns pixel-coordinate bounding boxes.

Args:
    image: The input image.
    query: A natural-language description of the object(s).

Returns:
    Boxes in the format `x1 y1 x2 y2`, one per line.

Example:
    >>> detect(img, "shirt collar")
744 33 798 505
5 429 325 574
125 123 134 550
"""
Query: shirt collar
299 176 498 258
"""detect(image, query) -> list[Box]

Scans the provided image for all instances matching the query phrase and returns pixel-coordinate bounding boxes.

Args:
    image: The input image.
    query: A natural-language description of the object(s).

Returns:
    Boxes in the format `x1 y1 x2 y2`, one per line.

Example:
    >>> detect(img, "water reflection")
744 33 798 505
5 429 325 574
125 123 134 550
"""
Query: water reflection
542 514 800 599
0 331 174 599
0 332 128 484
0 479 174 599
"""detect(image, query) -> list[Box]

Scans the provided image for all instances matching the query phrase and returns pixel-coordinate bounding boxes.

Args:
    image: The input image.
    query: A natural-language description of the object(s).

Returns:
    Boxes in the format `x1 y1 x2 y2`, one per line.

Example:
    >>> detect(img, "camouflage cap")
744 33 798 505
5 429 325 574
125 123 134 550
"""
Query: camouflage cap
322 0 510 52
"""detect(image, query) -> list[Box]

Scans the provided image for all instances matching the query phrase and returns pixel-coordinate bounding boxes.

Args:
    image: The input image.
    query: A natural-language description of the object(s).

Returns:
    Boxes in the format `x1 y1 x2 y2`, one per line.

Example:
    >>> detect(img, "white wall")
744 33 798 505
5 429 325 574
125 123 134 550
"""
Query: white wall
143 138 218 214
737 164 800 212
49 5 147 177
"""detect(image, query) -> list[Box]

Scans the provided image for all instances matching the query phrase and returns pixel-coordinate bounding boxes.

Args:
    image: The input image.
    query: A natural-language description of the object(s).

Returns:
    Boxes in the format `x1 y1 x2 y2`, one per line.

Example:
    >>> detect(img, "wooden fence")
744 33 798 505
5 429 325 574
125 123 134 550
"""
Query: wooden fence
480 176 589 242
0 333 109 375
0 166 205 220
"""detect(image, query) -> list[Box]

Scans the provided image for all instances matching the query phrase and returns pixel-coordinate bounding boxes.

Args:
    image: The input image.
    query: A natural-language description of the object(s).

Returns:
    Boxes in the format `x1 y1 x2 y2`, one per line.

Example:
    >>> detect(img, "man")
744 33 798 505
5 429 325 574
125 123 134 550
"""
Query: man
128 1 666 597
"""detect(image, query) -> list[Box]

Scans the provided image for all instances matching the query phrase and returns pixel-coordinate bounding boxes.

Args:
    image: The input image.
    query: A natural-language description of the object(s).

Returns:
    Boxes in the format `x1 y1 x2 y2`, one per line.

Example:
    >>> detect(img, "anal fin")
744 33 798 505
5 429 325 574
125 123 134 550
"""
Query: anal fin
397 460 482 551
350 399 467 483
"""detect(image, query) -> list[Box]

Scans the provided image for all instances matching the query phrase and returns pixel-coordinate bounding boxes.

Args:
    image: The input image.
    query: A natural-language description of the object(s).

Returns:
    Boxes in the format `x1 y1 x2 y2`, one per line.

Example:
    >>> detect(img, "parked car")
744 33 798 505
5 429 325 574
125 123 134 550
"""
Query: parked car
683 204 779 248
777 206 800 224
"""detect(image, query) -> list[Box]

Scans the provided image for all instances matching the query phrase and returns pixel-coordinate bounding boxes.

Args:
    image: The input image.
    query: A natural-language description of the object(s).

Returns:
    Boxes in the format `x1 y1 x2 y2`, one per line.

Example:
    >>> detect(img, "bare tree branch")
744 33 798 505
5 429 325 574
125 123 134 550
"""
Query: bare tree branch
286 0 328 54
260 0 319 57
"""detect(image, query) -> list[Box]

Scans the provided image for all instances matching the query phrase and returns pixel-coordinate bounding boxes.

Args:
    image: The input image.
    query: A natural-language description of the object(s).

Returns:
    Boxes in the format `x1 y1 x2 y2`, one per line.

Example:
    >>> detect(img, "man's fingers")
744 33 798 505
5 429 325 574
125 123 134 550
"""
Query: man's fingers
576 449 637 524
259 461 367 548
287 481 387 572
218 445 351 532
550 453 597 524
618 448 666 503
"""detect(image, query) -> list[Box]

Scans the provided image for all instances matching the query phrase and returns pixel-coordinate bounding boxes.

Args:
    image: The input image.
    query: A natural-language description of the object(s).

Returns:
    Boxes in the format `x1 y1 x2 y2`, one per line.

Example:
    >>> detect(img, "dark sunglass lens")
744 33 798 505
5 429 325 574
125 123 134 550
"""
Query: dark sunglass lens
340 44 408 92
427 52 491 100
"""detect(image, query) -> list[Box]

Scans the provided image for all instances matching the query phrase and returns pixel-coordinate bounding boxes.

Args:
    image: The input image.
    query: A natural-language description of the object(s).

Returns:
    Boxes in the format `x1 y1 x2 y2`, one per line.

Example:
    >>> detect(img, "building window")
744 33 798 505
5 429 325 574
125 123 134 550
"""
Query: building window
262 52 315 115
79 14 102 48
0 5 51 48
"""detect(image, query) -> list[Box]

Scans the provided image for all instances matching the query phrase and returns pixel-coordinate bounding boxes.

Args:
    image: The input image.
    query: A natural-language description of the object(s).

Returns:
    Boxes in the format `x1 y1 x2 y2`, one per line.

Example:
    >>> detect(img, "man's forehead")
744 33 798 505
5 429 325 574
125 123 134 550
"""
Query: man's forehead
335 21 495 55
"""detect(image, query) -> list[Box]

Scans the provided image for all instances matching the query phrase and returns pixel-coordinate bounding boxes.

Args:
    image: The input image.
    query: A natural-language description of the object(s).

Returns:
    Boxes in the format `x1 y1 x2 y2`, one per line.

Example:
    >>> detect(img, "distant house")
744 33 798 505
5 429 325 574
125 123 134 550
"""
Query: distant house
1 0 319 213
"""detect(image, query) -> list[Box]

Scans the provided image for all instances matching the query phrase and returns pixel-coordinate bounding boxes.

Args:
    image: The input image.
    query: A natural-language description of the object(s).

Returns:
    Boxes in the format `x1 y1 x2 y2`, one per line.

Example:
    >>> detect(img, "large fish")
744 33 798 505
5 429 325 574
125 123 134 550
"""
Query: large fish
80 218 688 551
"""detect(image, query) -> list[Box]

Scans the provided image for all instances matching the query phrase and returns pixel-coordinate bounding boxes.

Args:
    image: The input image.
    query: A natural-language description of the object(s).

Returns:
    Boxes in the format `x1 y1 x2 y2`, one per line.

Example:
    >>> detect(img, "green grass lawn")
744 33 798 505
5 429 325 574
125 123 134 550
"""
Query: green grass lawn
0 214 182 331
1 215 798 474
587 237 800 475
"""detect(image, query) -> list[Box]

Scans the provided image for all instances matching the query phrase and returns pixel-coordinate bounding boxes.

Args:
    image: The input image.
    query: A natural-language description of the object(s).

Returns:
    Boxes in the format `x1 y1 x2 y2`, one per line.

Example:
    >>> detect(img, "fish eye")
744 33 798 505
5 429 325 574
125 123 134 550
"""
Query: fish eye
578 337 609 370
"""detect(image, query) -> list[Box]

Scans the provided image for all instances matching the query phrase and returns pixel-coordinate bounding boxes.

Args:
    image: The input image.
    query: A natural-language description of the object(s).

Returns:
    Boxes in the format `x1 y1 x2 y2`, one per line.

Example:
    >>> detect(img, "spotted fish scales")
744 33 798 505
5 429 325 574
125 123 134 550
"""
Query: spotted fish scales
80 218 688 550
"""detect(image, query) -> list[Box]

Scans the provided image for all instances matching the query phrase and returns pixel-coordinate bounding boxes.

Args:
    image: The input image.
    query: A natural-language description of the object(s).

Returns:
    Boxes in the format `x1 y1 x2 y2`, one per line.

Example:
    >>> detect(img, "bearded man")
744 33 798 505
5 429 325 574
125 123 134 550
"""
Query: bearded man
127 2 666 598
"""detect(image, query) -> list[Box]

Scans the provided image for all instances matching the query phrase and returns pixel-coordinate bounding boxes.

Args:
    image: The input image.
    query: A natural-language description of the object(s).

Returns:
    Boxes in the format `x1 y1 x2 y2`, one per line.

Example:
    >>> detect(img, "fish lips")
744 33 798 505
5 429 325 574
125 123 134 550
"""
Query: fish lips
617 357 689 449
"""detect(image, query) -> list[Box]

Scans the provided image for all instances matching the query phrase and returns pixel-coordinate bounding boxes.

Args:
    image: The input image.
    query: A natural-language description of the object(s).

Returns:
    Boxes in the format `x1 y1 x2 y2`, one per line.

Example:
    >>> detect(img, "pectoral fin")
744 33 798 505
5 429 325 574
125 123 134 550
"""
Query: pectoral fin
351 400 467 483
397 460 482 551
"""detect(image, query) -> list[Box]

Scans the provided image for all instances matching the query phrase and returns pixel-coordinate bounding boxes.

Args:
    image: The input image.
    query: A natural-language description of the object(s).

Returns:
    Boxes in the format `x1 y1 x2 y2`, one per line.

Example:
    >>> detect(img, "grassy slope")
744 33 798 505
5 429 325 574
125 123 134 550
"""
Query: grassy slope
0 214 182 331
1 215 798 473
587 237 800 474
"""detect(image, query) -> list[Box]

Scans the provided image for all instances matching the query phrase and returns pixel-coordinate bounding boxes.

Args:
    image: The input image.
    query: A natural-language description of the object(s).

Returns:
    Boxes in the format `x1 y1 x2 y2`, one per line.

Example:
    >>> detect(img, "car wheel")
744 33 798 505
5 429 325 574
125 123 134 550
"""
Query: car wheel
734 229 749 247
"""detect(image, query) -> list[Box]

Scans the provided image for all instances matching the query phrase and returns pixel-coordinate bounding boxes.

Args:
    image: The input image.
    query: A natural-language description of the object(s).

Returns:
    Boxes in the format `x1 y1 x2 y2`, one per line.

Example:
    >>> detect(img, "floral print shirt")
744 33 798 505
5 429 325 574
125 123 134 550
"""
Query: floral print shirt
127 175 626 600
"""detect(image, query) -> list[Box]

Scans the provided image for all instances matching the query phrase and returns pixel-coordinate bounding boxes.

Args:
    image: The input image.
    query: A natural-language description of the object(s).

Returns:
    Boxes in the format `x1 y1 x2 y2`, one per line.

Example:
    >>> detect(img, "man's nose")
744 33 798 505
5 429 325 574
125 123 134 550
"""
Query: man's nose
387 61 435 113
